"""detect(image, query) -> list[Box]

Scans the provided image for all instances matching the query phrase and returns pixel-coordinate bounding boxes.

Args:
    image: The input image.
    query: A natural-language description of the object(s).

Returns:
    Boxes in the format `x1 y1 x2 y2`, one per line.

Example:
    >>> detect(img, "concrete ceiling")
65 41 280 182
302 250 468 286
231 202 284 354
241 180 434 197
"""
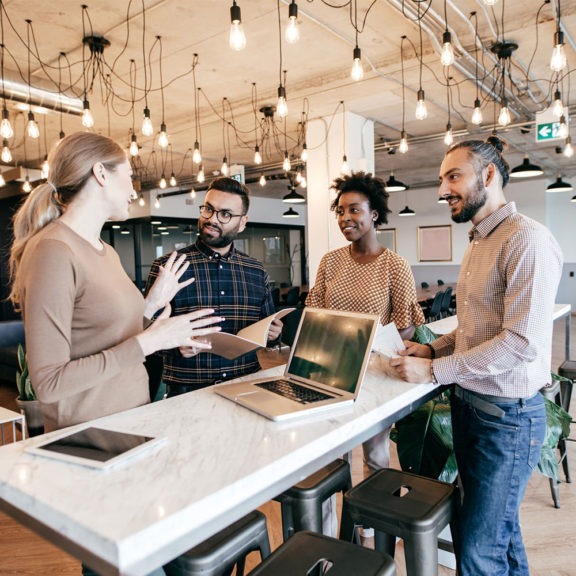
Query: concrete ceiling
0 0 575 201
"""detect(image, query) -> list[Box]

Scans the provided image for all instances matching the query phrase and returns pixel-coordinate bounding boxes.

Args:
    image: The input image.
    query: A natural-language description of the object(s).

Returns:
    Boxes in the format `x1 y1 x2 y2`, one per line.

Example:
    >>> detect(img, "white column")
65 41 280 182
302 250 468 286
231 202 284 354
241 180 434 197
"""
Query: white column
305 111 374 287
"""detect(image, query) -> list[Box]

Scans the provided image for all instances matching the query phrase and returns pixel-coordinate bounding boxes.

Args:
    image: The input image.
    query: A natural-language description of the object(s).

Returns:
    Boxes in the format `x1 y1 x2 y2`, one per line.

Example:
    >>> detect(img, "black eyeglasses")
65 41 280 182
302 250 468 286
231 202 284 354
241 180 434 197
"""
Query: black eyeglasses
199 205 245 224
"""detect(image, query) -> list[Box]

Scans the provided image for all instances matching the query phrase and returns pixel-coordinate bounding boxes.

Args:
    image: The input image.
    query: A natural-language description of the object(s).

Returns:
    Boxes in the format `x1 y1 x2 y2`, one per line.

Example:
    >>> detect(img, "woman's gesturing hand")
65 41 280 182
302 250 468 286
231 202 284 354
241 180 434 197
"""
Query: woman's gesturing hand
144 252 195 318
137 306 223 356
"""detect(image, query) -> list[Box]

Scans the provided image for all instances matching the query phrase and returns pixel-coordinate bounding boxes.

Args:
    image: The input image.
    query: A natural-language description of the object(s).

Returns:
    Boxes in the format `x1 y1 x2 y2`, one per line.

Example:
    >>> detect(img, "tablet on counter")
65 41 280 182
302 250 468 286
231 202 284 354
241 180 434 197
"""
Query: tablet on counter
25 426 165 469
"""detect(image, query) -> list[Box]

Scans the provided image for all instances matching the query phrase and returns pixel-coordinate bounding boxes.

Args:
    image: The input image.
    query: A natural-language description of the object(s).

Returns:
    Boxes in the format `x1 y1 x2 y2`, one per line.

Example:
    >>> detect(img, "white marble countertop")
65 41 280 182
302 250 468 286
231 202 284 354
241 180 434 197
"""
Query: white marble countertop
0 355 441 575
426 303 571 336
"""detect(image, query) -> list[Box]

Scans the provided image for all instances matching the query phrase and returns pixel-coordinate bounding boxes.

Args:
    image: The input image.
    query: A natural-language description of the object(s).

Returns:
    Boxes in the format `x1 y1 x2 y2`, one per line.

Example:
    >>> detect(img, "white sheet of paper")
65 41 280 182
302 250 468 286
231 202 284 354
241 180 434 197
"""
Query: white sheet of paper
371 322 405 358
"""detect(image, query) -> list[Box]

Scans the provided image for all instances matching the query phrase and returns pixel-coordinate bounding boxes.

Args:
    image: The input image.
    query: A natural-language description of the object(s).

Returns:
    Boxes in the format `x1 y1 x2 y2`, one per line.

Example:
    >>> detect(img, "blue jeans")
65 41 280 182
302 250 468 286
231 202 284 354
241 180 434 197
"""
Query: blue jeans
451 390 546 576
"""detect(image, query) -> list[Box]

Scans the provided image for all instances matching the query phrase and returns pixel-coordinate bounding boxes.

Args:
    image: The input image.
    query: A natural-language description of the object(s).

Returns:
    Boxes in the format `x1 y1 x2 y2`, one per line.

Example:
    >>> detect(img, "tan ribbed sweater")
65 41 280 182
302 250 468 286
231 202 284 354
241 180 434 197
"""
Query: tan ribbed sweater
19 220 149 432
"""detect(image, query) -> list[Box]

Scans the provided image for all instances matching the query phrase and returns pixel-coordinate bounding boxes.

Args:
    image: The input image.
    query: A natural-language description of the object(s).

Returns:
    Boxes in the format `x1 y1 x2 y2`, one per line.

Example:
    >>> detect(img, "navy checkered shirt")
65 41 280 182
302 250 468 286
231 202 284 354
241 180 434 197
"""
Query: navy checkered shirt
146 240 275 390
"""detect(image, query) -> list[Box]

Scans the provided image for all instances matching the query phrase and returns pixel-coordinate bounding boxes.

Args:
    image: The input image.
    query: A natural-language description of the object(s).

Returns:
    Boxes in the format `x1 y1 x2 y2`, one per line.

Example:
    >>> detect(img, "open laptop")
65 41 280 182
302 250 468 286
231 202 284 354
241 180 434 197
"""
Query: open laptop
214 307 379 421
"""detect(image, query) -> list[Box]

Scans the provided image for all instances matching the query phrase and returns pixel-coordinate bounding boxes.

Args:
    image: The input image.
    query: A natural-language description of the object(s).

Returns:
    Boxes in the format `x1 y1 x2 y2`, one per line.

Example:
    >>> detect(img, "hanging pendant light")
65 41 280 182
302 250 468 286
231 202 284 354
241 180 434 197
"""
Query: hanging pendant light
283 207 299 218
283 186 305 203
399 205 415 216
0 173 5 187
1 138 12 163
564 136 574 158
197 164 205 183
159 173 167 189
351 45 364 81
552 89 564 118
385 173 407 192
254 145 262 165
277 84 288 117
440 31 454 67
0 108 13 139
509 155 543 178
229 1 247 51
285 1 299 44
129 134 139 157
301 143 308 162
283 151 291 172
546 176 573 192
141 107 153 136
259 174 266 186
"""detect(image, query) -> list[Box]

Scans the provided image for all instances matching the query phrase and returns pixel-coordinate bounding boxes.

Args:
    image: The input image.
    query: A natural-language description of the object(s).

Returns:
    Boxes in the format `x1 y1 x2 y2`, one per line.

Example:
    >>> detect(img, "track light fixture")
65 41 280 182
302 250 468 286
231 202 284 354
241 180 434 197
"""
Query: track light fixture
229 1 247 51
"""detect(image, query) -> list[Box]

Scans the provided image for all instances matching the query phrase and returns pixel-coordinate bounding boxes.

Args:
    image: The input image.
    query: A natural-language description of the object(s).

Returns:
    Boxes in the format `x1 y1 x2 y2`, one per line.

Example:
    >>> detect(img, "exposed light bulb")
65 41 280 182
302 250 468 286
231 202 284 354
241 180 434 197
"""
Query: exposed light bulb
193 141 202 164
482 0 498 5
190 188 196 199
129 134 139 157
138 193 145 207
0 173 5 187
197 165 205 183
221 156 229 176
295 170 302 183
1 140 12 163
399 130 409 154
81 100 94 128
254 145 262 165
301 144 308 162
142 107 153 136
415 89 427 120
341 154 350 174
351 46 364 81
158 122 169 148
259 174 266 186
277 85 288 117
444 124 454 146
564 137 574 158
0 109 13 139
27 111 40 139
550 31 567 72
558 116 568 139
300 176 307 189
471 98 483 125
41 156 49 179
498 102 511 127
283 151 291 172
229 1 247 51
22 177 32 193
286 1 299 44
159 174 167 189
440 31 455 67
170 172 177 187
154 196 160 209
552 90 564 118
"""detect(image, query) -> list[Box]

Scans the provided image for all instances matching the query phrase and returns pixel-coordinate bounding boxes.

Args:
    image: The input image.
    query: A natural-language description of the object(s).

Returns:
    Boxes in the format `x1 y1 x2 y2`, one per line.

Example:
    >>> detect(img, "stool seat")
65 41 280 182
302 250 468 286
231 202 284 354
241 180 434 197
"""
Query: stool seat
248 531 396 576
164 510 270 576
340 468 457 576
274 458 351 539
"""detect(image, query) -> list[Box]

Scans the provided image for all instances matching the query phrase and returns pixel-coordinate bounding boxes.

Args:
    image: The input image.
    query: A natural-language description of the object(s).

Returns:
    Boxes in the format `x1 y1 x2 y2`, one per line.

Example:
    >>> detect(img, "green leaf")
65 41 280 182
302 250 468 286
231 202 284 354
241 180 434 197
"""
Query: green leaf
411 324 439 345
537 396 572 480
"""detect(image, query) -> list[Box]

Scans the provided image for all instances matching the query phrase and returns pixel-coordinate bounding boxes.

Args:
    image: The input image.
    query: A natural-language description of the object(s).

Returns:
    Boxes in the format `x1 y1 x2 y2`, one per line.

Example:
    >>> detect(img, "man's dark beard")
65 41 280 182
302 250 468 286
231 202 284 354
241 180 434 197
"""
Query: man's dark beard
199 222 238 248
451 175 487 223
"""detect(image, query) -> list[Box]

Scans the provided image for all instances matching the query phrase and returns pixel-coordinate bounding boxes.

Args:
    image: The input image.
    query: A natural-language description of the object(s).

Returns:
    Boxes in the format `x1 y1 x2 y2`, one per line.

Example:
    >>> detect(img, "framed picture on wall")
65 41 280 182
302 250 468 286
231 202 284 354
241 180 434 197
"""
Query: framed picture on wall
418 225 452 262
376 228 396 252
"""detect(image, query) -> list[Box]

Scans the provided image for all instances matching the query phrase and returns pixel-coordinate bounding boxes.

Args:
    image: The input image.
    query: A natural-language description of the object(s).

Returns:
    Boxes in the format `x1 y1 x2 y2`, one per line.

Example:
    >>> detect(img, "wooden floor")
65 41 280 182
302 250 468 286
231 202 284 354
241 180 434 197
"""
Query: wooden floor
0 316 575 575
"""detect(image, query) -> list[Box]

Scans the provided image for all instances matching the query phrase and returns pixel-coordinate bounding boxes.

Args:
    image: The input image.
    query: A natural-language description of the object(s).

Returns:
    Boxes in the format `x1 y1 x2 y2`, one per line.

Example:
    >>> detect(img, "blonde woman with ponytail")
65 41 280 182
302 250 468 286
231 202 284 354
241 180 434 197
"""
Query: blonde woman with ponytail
9 132 222 435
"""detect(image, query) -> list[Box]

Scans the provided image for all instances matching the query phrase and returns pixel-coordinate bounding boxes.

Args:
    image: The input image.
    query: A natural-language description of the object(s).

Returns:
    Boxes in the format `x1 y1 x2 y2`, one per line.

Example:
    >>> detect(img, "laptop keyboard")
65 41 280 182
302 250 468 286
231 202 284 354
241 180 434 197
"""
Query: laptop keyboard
255 380 333 404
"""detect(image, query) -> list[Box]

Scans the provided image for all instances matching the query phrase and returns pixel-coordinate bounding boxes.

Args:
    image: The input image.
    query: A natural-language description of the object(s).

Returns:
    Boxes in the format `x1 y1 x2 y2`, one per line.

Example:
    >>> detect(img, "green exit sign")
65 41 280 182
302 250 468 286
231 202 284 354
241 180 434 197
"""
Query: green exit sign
536 122 561 142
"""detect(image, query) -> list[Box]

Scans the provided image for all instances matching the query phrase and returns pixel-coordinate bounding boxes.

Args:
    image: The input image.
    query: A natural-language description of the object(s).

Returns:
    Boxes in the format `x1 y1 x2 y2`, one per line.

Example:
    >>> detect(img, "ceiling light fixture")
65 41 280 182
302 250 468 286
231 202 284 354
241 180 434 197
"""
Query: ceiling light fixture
564 136 574 158
546 176 573 192
385 173 407 192
157 37 169 148
440 0 454 67
470 12 483 126
285 0 299 44
138 193 145 206
259 174 266 186
415 15 427 120
79 10 94 129
552 88 564 118
192 55 202 163
0 11 13 139
197 164 205 183
283 186 305 203
229 1 247 51
340 101 349 174
351 2 364 81
550 0 567 72
398 205 415 216
399 36 409 154
509 155 543 178
283 207 299 218
25 21 39 139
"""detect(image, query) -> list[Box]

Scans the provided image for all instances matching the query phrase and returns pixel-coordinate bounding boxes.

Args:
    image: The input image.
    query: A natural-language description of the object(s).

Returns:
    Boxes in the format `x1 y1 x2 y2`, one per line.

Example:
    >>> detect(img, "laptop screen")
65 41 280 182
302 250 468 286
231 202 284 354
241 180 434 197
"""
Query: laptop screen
286 308 378 393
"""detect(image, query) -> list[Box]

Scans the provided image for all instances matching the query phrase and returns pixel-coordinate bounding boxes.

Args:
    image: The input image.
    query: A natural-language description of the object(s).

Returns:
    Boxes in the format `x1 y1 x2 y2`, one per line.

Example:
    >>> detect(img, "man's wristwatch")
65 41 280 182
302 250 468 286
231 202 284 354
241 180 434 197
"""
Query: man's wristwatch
424 343 436 359
430 362 439 385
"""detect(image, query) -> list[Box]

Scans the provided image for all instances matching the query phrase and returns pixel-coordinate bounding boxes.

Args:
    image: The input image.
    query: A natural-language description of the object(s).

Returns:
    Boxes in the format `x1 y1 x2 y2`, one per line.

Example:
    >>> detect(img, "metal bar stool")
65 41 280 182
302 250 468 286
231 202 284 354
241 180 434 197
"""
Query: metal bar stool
273 458 352 540
164 510 270 576
247 531 396 576
339 468 458 576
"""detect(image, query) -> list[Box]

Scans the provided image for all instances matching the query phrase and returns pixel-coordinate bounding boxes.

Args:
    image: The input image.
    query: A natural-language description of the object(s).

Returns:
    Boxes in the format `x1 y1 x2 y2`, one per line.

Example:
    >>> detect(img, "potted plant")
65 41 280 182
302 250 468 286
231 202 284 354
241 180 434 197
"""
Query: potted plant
15 343 44 436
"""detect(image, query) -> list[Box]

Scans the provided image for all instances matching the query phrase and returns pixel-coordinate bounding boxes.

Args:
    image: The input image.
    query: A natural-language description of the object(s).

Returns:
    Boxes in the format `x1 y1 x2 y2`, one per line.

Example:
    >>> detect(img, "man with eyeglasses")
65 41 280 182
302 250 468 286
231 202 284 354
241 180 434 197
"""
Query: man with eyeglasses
146 177 282 398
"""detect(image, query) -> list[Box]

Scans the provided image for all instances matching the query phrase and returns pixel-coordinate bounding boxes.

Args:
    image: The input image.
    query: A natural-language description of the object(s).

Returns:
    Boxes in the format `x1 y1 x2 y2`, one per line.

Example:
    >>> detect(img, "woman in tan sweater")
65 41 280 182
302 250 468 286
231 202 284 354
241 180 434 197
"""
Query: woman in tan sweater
9 132 222 434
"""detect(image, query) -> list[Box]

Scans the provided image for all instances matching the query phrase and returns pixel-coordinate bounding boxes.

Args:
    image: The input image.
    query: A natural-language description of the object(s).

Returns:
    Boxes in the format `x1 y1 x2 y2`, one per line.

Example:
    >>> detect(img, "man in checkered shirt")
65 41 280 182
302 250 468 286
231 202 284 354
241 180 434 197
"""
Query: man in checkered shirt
391 136 563 576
